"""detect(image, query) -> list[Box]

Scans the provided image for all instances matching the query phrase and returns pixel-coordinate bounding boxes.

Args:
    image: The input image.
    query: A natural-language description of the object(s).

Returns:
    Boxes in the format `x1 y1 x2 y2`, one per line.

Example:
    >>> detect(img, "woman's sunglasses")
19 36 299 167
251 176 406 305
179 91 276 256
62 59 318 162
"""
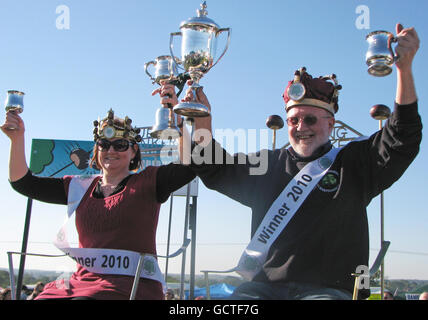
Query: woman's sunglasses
96 139 134 152
286 115 332 127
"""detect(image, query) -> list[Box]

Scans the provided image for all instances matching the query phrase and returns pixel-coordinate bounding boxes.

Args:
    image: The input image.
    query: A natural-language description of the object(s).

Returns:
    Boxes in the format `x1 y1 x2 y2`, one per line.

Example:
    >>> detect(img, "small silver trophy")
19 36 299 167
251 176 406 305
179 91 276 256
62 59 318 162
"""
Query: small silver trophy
145 55 180 85
4 90 25 130
366 30 399 77
170 1 231 117
144 55 181 140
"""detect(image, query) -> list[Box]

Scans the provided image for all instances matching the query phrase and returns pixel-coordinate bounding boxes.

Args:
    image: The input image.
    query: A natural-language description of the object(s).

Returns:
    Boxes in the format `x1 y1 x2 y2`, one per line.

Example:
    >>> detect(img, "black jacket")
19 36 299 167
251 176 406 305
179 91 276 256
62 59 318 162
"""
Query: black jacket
191 102 422 298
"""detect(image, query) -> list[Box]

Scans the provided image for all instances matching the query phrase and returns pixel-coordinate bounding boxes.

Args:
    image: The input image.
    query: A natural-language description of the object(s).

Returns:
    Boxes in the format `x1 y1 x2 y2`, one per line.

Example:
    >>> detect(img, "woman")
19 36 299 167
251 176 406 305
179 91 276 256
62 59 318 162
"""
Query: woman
1 107 195 300
0 288 12 300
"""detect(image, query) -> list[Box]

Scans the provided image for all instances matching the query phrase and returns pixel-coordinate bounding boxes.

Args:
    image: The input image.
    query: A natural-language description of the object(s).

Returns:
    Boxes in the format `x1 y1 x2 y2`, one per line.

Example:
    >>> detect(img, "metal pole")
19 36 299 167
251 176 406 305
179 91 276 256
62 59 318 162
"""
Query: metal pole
189 196 197 300
204 271 211 300
15 197 33 300
379 119 385 300
129 254 145 300
369 105 391 300
180 182 191 300
352 274 360 300
164 195 174 283
7 252 16 300
266 115 284 151
272 129 277 151
179 118 194 300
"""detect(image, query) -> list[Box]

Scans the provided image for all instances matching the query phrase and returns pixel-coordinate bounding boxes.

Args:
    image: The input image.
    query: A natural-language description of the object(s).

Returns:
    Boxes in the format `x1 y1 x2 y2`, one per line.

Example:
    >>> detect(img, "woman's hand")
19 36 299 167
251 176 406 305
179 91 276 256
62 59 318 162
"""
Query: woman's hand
1 110 25 140
1 110 28 182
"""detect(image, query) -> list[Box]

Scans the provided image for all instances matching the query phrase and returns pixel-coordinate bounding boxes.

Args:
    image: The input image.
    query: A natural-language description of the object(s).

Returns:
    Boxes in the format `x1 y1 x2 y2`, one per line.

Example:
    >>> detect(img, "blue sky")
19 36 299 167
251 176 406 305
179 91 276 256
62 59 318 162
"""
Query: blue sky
0 0 427 281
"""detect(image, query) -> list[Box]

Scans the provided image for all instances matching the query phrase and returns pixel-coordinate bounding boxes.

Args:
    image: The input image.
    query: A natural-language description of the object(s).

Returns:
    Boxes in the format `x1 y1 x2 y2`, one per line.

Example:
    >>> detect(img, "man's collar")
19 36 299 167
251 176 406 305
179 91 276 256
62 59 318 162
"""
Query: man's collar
287 141 333 162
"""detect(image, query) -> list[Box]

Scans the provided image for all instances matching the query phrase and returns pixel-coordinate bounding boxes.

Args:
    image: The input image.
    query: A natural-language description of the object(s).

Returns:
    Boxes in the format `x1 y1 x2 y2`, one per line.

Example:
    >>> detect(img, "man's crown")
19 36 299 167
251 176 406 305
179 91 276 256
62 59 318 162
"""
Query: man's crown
283 67 342 115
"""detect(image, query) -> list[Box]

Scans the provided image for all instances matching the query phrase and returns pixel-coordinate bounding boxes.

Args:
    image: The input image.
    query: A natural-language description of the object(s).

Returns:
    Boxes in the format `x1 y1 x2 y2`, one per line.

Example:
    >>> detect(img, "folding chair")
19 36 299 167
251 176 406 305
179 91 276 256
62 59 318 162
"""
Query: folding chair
7 238 191 300
201 267 238 300
351 240 391 300
201 241 391 300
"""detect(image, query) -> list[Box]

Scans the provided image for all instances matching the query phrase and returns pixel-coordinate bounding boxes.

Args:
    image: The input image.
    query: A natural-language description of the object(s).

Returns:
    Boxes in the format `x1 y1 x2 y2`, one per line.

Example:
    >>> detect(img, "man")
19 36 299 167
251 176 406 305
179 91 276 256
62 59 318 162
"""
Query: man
165 288 176 300
383 290 395 300
419 292 428 300
158 24 421 300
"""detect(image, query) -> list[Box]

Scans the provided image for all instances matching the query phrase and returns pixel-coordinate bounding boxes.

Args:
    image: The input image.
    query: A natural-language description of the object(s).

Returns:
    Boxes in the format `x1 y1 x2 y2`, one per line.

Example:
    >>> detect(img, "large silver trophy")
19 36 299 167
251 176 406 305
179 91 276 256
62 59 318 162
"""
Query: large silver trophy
170 1 231 117
145 55 181 139
366 30 399 77
4 90 25 130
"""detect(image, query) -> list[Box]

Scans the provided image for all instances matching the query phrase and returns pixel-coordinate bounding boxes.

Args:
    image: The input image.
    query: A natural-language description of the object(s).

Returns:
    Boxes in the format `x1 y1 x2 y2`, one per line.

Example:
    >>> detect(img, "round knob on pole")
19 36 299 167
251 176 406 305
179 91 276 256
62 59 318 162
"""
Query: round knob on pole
266 115 284 130
370 104 391 121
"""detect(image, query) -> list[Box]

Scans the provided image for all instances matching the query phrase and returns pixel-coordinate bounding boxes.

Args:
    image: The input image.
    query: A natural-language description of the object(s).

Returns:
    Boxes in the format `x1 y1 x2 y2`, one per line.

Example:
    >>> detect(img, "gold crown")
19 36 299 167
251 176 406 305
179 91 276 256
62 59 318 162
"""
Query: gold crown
93 109 142 142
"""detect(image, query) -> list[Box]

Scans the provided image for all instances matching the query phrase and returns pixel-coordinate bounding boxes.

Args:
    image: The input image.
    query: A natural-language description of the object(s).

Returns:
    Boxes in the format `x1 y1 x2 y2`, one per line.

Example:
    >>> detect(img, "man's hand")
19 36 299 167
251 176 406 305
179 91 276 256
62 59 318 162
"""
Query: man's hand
395 23 420 73
182 81 212 114
182 81 213 146
394 24 419 105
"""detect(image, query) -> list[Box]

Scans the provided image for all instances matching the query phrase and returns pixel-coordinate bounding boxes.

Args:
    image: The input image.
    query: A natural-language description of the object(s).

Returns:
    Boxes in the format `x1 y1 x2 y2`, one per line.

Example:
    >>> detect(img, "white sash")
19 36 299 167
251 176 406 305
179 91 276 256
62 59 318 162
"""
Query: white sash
59 247 165 285
55 175 165 287
236 139 367 280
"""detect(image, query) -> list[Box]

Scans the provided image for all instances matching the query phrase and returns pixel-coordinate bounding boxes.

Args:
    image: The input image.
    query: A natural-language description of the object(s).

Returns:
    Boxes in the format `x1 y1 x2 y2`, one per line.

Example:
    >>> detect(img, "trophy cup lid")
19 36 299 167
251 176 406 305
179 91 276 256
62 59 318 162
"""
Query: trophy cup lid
180 1 220 30
366 30 393 40
7 90 25 95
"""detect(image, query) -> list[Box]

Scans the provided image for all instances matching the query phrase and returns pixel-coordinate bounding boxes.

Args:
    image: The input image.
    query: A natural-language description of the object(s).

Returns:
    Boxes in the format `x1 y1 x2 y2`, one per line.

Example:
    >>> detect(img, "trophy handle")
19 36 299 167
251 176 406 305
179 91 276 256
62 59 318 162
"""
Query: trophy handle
170 32 185 72
389 36 400 62
144 61 156 82
209 27 232 71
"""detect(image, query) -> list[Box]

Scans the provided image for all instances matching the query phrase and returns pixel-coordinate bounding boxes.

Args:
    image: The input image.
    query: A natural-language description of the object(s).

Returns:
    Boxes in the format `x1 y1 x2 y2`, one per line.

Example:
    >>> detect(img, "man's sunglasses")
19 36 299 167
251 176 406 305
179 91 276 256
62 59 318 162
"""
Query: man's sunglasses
286 115 332 127
96 139 134 152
